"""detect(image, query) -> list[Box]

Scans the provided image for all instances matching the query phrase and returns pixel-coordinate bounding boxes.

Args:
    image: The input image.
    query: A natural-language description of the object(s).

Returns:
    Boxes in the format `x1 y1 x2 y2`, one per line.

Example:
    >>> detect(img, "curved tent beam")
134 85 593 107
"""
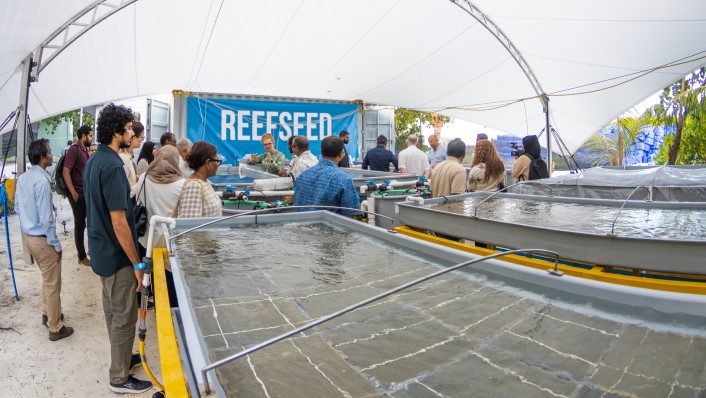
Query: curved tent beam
34 0 138 79
449 0 546 100
450 0 553 173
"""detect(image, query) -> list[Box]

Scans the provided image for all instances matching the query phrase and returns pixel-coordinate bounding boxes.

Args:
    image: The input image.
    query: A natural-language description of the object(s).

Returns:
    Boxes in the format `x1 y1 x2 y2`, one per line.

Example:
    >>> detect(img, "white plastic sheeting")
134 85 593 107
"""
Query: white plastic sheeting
1 0 706 152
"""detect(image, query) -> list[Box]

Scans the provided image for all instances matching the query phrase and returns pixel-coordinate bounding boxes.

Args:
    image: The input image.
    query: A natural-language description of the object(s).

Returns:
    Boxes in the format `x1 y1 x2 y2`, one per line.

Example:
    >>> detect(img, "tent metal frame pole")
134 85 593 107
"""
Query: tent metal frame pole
34 0 138 79
543 96 552 176
16 55 34 176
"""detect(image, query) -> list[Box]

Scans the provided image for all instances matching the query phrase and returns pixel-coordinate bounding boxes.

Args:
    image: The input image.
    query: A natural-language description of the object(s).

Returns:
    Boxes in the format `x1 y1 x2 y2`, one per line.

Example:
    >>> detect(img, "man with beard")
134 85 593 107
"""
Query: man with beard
83 103 152 394
62 124 93 266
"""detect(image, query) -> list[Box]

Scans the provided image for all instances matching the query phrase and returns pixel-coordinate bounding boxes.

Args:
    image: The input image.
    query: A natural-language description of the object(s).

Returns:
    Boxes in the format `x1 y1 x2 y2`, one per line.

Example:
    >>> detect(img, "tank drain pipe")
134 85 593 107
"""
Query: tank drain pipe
199 248 560 395
137 216 176 394
406 196 424 205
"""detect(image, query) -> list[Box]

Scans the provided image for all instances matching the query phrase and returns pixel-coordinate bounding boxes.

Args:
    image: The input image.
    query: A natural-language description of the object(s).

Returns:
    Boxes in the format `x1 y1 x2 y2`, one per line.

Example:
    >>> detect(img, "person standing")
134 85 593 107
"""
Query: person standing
248 133 286 176
337 130 351 168
362 135 398 172
398 134 430 178
120 121 144 186
135 141 156 177
175 141 223 218
289 136 318 179
16 139 73 341
83 103 152 394
468 139 506 192
426 134 446 169
430 139 467 197
63 124 92 267
159 132 176 147
176 138 193 178
294 136 360 216
61 140 72 156
511 135 547 182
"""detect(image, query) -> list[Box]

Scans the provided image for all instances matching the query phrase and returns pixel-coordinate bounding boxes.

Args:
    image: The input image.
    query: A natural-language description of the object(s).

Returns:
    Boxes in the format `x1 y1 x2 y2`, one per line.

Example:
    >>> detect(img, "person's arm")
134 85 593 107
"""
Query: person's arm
391 153 399 172
362 153 369 170
398 151 407 173
511 156 529 181
109 209 143 291
273 152 287 175
62 146 79 201
340 179 360 217
468 165 480 192
36 178 62 253
423 157 431 179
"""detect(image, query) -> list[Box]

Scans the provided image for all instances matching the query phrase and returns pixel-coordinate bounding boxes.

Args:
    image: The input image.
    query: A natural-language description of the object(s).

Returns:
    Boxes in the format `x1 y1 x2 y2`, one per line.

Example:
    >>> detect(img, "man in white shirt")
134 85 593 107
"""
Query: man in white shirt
398 134 430 177
289 136 318 179
176 138 193 178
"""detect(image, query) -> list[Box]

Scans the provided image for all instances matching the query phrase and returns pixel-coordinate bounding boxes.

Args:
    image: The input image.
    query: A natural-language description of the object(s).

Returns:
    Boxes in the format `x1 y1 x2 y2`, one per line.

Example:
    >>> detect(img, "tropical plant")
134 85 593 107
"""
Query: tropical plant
394 108 451 151
41 109 95 137
654 117 706 164
644 68 706 164
581 112 652 166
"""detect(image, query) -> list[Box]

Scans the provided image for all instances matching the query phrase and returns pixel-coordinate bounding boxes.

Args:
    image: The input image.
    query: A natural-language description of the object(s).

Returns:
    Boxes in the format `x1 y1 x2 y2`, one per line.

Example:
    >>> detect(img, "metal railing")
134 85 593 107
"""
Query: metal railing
609 186 653 236
200 248 559 395
169 206 397 252
473 181 553 217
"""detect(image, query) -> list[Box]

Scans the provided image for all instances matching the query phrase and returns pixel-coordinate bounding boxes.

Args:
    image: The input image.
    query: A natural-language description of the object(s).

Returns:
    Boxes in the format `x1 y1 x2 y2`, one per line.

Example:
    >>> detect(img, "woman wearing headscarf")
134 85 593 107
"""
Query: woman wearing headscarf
468 139 506 192
134 145 185 307
174 141 223 218
135 141 156 176
511 135 542 182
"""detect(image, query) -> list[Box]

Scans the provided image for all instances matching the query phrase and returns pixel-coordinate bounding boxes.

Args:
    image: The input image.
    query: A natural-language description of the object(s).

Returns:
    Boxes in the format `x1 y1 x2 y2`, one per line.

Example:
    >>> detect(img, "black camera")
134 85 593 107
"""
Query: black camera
510 142 524 157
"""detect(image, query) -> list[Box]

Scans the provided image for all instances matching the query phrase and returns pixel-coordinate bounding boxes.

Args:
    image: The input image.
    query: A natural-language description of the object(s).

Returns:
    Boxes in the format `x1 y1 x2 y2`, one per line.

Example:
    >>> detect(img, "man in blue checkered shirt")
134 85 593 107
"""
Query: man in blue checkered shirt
294 136 360 216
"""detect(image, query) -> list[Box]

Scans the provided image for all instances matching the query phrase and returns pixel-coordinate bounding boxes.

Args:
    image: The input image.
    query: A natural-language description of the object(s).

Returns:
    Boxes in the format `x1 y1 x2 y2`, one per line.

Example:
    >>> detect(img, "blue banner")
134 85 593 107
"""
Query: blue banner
186 97 359 165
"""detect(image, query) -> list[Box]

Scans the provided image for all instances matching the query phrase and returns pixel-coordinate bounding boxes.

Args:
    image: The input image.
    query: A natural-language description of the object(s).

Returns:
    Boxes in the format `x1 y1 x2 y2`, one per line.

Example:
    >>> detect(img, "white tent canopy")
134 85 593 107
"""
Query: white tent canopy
1 0 705 153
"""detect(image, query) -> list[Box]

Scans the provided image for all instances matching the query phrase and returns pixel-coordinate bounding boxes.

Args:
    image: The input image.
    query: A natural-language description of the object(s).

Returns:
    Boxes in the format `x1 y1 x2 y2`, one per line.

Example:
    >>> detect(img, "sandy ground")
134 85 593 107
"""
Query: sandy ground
0 195 162 397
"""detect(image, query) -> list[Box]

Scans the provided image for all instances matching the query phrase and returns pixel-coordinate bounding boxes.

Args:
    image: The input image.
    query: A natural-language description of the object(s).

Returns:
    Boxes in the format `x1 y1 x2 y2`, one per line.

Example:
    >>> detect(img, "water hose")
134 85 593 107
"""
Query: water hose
0 185 18 300
137 215 176 393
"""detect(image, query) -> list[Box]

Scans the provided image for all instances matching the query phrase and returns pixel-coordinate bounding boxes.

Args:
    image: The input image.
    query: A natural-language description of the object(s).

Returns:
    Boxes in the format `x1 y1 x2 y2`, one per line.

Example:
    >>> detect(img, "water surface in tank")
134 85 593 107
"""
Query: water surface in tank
427 197 706 240
173 223 706 397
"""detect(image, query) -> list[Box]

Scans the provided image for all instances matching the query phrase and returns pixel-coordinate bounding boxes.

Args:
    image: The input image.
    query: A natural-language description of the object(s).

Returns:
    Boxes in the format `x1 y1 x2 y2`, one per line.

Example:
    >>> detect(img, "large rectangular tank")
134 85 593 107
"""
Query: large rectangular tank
162 212 706 397
396 192 706 274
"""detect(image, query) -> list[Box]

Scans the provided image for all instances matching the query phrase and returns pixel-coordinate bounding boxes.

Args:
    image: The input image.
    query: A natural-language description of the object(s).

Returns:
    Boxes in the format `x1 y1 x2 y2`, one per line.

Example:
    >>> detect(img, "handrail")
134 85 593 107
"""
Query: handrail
169 206 394 242
473 181 553 217
200 248 560 394
609 186 652 236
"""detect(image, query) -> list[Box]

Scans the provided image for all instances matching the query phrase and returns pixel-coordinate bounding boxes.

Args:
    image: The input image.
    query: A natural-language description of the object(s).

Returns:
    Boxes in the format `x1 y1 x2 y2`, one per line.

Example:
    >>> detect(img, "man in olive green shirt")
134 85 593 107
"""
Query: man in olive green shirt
248 133 287 175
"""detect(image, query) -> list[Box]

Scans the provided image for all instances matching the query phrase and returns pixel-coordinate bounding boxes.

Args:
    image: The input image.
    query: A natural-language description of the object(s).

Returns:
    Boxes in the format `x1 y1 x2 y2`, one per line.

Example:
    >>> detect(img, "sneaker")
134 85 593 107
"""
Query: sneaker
129 354 142 373
48 325 74 341
78 257 91 266
109 376 152 394
42 313 64 327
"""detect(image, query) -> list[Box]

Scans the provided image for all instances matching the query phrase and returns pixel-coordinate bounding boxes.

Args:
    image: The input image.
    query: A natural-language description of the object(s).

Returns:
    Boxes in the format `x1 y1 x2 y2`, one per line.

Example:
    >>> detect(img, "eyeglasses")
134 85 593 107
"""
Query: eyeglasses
210 158 223 165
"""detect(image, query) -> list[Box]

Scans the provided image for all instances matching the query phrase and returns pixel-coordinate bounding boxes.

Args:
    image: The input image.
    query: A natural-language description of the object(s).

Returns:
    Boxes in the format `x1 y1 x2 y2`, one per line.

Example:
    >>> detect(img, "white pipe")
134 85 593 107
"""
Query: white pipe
145 216 177 258
406 196 424 205
360 185 368 195
245 190 295 197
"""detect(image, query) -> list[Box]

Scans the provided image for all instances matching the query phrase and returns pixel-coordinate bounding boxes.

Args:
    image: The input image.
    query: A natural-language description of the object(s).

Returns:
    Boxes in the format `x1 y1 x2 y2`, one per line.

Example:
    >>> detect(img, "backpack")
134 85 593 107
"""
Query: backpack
52 144 77 197
526 154 549 180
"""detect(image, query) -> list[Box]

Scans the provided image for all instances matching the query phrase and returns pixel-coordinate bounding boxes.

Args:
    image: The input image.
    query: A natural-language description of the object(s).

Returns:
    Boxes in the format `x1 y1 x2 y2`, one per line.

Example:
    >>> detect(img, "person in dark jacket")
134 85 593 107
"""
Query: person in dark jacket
362 135 398 172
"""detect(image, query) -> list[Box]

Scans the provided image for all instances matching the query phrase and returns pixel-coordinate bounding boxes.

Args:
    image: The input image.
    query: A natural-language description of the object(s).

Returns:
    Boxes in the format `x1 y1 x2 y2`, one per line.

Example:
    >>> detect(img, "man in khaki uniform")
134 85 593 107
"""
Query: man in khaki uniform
430 138 467 197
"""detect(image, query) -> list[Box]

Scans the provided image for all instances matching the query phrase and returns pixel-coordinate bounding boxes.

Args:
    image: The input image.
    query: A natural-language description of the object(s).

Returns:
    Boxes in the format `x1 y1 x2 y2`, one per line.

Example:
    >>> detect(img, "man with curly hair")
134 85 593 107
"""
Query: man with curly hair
83 103 152 394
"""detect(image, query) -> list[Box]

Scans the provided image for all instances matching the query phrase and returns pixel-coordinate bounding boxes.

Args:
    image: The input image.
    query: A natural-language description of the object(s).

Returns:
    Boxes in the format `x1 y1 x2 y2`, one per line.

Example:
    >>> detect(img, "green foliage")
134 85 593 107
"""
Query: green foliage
394 108 450 151
645 68 706 164
654 118 706 164
41 109 95 137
